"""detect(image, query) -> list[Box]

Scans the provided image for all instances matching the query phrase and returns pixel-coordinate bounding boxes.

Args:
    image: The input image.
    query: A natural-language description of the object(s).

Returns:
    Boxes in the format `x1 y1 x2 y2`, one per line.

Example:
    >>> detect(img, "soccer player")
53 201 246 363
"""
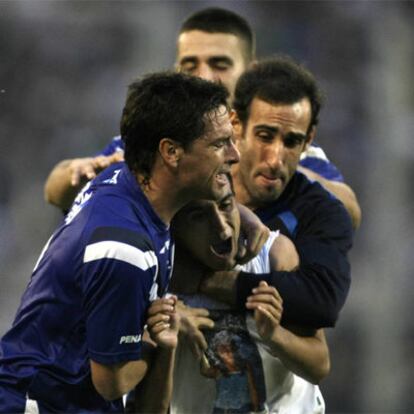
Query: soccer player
0 72 239 413
201 56 354 329
166 182 329 413
44 7 361 229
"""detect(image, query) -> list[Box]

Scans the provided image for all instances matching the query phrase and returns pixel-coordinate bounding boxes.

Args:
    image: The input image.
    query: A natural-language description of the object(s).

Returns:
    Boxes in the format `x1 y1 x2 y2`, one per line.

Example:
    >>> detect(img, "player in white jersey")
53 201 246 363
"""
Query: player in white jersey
127 180 329 413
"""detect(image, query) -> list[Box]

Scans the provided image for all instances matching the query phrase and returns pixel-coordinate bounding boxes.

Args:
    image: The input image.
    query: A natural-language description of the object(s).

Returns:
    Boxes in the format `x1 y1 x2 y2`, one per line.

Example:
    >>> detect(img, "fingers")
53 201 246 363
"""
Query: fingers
111 151 125 162
147 296 177 317
177 303 210 318
187 330 208 359
245 282 283 317
69 153 124 186
237 226 270 265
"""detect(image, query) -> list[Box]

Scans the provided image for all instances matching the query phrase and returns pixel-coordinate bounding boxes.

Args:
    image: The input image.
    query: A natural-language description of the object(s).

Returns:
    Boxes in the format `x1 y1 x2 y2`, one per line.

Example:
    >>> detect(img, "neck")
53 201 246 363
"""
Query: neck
136 171 187 225
232 165 256 210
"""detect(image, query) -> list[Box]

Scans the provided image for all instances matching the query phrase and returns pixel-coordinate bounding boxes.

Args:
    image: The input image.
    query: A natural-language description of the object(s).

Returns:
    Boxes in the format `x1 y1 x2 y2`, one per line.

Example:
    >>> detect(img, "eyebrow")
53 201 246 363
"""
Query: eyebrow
254 125 307 141
208 56 234 65
179 55 234 65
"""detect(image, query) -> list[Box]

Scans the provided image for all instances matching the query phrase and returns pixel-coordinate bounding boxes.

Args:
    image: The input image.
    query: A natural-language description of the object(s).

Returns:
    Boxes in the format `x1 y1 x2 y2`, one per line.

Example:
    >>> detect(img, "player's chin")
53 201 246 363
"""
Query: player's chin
209 255 236 271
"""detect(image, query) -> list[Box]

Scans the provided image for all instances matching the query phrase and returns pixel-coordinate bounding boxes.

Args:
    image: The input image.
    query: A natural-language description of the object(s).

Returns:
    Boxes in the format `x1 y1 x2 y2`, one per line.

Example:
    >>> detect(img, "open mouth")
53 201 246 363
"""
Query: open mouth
210 237 233 257
215 172 230 186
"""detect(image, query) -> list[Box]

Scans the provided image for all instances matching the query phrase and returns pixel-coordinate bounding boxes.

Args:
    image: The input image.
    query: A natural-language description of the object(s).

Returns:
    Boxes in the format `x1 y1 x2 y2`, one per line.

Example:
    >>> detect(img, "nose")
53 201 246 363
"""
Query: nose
197 63 218 83
212 209 232 241
225 139 240 165
265 140 285 169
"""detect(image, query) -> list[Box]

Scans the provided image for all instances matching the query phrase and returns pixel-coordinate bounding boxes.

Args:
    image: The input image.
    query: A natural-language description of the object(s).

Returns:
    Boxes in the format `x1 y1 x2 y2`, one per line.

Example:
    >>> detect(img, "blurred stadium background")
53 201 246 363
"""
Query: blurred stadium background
1 1 413 412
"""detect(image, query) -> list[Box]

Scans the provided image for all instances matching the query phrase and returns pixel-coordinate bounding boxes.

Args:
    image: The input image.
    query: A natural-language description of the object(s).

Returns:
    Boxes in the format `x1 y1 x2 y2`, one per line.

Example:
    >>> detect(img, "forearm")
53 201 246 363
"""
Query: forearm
263 327 330 384
91 356 150 401
237 263 350 328
44 159 86 210
134 346 177 413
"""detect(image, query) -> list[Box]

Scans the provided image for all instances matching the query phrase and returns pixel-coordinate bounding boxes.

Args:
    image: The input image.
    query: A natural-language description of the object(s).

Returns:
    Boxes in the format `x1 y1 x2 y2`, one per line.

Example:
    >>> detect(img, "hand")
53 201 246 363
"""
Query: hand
176 301 214 359
245 281 283 341
146 295 179 350
69 152 124 186
237 203 269 264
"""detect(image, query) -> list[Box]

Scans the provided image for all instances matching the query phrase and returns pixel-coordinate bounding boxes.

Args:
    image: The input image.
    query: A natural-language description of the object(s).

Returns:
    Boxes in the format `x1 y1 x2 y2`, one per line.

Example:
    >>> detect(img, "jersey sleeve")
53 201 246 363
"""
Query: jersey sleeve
300 144 344 182
237 197 353 329
96 135 124 157
81 226 158 365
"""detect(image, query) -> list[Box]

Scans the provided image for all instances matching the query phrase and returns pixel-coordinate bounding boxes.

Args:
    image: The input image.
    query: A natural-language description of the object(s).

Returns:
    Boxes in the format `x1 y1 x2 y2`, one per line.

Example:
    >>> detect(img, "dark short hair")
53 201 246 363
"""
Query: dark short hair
121 72 229 180
180 7 255 62
234 55 323 133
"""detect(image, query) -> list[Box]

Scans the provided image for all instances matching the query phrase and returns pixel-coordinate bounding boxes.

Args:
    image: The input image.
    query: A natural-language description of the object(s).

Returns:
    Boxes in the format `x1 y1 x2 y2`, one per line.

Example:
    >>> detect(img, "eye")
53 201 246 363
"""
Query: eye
213 138 231 149
257 131 273 142
212 62 231 71
179 61 197 74
210 58 233 71
284 135 304 149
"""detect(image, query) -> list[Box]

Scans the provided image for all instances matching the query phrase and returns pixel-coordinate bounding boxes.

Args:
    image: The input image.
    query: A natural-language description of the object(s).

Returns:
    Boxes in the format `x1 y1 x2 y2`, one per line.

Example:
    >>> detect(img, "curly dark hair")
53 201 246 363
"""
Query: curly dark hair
234 55 323 134
121 71 229 181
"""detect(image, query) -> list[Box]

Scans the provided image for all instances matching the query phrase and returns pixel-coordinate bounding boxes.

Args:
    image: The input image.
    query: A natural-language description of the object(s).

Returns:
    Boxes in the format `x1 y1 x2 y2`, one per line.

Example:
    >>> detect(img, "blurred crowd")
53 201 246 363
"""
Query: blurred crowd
1 1 413 412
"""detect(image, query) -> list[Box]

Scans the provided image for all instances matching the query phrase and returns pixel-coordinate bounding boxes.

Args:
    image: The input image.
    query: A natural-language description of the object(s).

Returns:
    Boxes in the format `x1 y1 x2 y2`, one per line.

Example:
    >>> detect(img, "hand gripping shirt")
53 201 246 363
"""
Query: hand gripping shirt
0 163 173 413
171 232 325 414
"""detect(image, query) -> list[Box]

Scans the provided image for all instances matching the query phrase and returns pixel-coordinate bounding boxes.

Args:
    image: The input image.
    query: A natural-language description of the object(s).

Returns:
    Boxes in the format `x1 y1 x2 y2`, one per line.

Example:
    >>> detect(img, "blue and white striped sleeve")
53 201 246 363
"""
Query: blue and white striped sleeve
81 226 158 365
96 135 124 157
300 144 344 182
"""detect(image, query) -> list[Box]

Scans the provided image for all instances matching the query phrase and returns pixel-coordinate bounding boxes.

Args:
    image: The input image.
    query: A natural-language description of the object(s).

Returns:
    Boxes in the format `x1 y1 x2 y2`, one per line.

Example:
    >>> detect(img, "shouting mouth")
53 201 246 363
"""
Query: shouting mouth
210 237 233 257
215 172 230 187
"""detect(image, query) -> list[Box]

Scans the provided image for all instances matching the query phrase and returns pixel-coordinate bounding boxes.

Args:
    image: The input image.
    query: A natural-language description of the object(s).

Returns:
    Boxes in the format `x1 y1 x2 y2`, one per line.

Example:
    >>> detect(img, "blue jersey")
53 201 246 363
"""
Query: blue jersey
100 135 344 182
236 172 353 328
0 163 173 413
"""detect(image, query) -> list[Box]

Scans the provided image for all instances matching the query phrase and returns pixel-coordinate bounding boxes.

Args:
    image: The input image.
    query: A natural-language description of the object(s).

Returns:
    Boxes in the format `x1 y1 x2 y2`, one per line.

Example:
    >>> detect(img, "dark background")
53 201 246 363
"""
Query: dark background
1 1 413 412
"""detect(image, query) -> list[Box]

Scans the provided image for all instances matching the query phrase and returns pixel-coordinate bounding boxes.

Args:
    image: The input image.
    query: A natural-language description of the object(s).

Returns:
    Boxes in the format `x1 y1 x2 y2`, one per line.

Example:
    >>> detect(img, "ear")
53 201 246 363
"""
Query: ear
158 138 183 168
304 126 316 151
230 110 243 142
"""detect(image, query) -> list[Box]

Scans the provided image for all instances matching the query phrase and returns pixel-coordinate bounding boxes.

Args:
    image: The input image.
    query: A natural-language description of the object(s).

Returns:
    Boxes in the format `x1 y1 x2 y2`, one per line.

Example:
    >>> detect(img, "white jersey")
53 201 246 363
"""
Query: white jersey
171 231 325 414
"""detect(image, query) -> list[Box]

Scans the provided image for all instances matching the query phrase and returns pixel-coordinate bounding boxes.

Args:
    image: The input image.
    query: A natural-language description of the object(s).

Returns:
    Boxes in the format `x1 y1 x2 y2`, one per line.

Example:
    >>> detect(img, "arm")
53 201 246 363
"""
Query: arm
133 296 180 414
44 152 124 211
91 296 178 404
297 165 362 229
90 352 151 401
246 281 330 384
202 196 353 328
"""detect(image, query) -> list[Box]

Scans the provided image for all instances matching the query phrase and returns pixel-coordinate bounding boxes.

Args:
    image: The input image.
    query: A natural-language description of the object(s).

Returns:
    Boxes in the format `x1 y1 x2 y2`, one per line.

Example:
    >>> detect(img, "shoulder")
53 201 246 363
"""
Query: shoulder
281 173 353 241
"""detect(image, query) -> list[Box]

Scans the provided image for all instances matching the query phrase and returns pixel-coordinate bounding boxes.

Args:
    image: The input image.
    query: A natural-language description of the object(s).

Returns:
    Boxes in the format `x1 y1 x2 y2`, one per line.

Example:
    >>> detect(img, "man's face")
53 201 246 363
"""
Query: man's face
234 97 313 209
176 30 248 103
178 105 239 201
173 182 241 271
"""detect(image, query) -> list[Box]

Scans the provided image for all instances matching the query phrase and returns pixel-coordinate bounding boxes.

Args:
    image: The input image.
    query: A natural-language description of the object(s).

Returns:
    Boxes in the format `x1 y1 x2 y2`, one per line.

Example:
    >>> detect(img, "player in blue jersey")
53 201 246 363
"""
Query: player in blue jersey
0 72 239 413
44 7 361 229
200 56 354 329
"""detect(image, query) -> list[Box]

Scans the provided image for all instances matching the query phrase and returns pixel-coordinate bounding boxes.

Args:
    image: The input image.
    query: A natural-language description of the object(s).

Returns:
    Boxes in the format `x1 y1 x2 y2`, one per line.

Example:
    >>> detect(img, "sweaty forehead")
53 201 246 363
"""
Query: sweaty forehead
177 30 245 60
